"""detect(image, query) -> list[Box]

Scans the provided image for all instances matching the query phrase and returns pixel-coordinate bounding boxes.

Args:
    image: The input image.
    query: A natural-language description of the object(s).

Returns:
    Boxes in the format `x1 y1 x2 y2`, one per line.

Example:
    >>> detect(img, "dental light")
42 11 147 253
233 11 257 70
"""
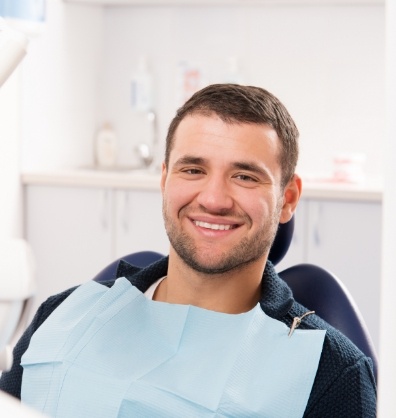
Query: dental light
0 16 28 87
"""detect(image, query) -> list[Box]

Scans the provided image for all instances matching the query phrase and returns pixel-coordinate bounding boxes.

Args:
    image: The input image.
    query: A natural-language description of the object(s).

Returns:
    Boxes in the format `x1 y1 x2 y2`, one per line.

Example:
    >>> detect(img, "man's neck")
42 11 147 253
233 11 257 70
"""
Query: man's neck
153 252 266 314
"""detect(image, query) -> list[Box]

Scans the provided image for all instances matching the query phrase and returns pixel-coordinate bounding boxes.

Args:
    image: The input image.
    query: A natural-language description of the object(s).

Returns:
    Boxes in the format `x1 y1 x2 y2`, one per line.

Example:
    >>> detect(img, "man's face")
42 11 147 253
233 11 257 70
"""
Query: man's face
161 114 289 275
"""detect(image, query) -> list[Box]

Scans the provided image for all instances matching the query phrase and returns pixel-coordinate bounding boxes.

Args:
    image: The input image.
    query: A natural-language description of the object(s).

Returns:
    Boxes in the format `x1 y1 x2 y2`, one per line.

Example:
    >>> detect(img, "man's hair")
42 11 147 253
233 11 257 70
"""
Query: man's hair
165 83 299 187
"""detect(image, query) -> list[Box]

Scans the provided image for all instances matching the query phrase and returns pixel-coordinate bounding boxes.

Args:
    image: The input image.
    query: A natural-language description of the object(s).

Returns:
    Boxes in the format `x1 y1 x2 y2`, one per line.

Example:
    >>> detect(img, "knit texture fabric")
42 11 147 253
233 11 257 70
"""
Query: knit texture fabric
0 257 377 417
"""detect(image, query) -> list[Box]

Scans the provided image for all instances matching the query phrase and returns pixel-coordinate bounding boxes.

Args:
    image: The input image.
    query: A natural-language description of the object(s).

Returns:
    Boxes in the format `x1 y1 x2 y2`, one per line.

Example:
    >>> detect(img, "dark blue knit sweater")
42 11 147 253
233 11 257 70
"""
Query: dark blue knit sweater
0 258 376 417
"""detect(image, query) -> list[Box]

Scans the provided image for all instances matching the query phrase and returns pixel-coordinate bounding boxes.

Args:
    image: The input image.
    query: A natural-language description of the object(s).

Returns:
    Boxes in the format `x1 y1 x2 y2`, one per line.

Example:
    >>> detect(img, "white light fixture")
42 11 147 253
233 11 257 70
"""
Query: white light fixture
0 16 28 87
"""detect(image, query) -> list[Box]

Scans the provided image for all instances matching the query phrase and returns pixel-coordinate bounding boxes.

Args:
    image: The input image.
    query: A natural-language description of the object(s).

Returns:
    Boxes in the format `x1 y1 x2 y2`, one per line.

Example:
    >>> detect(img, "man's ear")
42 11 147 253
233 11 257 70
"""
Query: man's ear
160 162 167 193
279 174 302 224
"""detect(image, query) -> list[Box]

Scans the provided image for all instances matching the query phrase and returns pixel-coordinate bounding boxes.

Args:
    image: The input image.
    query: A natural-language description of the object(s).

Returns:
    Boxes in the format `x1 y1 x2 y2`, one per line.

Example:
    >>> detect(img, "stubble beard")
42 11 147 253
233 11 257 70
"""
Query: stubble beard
162 200 283 276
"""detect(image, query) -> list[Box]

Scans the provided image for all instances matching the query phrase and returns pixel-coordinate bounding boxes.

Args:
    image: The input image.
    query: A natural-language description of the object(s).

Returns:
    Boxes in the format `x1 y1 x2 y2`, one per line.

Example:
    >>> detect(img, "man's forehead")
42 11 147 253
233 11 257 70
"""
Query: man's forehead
173 114 277 141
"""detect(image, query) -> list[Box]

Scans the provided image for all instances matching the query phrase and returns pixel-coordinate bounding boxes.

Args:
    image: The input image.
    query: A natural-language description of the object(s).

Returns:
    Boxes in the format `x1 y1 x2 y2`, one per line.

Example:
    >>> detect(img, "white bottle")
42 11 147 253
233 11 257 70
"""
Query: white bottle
130 56 153 112
95 123 117 169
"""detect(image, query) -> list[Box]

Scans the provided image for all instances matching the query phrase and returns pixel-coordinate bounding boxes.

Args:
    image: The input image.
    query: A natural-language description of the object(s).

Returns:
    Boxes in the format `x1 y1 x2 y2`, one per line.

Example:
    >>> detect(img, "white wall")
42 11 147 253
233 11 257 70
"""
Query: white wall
99 4 385 178
20 0 103 171
18 3 385 179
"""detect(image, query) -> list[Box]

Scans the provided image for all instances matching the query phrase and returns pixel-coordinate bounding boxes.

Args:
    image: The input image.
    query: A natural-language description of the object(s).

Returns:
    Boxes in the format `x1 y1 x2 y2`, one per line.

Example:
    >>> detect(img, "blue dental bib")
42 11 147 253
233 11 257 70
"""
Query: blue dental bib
21 278 325 417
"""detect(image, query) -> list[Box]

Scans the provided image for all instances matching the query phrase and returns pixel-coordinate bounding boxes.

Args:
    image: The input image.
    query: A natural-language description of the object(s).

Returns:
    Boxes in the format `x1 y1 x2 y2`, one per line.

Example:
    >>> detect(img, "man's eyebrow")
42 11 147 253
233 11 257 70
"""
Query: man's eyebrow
173 155 207 166
232 161 272 179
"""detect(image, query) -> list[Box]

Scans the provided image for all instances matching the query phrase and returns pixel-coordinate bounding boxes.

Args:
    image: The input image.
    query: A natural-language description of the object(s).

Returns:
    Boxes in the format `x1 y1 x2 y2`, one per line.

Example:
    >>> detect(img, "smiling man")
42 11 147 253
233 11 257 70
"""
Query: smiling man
158 109 300 313
0 84 376 417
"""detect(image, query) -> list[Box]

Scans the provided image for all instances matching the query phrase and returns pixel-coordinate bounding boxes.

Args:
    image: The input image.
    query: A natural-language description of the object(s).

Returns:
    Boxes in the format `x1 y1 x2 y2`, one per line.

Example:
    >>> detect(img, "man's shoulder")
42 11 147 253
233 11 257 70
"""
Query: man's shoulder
0 260 164 399
289 302 375 375
35 256 169 331
36 280 117 329
293 304 377 417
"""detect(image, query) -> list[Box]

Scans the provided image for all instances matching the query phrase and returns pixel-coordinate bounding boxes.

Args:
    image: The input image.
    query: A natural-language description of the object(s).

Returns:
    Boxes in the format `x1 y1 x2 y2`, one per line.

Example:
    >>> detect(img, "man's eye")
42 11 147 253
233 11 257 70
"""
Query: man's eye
235 174 257 182
184 168 203 175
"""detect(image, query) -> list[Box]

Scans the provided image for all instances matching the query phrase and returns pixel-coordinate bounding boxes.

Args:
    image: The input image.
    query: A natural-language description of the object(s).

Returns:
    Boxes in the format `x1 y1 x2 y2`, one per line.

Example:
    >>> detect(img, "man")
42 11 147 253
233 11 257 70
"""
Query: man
0 84 376 417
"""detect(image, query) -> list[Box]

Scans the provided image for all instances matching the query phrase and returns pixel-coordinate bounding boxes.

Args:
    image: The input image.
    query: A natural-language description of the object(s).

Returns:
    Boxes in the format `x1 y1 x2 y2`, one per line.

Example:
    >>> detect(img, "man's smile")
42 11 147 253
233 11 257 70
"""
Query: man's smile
192 220 238 231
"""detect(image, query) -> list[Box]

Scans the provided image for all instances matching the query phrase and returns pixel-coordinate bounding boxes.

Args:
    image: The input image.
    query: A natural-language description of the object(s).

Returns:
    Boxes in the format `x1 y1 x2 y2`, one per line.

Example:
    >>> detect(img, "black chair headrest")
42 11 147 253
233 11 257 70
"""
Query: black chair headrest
268 216 295 266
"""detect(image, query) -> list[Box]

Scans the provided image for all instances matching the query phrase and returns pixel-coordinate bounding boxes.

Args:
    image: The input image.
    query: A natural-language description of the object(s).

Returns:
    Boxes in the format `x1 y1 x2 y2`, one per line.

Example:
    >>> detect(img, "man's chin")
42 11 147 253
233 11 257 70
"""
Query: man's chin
179 253 256 276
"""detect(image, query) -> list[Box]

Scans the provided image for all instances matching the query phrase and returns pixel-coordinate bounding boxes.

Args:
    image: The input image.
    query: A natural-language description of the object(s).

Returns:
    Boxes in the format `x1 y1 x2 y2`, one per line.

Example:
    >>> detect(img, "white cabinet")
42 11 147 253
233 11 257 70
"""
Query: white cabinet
277 198 382 350
25 185 169 314
25 185 114 314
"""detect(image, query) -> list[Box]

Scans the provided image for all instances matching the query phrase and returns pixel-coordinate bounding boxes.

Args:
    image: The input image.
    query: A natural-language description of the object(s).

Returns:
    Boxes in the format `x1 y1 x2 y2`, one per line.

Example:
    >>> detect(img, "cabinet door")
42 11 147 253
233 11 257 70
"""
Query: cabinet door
25 185 113 314
114 189 169 258
306 199 382 349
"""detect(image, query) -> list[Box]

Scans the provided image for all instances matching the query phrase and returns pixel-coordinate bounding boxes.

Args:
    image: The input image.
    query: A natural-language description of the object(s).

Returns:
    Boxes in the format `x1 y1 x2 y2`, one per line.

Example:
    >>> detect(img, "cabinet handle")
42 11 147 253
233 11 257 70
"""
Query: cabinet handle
122 191 129 233
312 202 322 247
291 211 298 246
101 190 110 230
292 230 298 246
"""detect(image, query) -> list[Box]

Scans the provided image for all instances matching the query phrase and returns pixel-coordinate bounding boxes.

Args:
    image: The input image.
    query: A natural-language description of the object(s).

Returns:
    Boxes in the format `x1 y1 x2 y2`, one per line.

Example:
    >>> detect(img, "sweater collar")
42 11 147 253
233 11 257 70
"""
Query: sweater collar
116 256 294 320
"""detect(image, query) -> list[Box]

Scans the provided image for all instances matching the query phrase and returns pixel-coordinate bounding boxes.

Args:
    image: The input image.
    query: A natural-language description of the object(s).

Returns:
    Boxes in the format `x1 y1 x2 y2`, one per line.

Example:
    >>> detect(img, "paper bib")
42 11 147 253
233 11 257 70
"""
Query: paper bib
21 278 325 417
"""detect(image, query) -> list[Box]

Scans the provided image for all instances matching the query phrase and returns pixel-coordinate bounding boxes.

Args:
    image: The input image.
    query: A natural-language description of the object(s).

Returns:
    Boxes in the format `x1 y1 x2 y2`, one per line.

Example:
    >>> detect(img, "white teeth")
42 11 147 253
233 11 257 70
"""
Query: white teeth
194 220 233 231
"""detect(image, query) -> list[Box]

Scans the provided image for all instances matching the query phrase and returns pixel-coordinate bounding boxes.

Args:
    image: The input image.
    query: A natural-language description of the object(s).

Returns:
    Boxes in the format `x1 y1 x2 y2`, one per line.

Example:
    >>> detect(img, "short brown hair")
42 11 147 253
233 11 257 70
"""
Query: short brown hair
165 83 299 187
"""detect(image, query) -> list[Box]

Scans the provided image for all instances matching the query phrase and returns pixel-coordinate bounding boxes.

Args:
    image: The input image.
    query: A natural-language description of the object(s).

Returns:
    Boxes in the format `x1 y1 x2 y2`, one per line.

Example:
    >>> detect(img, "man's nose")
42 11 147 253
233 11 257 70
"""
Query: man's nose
196 175 234 212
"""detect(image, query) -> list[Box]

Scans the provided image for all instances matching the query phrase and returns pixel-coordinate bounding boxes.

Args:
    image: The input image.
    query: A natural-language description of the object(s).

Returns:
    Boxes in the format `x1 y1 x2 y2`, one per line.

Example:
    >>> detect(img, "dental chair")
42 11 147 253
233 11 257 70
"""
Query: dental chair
92 217 378 380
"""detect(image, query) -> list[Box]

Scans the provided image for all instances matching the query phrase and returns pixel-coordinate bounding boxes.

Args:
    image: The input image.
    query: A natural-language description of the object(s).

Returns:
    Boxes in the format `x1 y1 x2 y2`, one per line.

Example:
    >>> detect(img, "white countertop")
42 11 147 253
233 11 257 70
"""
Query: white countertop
22 168 162 190
21 168 383 202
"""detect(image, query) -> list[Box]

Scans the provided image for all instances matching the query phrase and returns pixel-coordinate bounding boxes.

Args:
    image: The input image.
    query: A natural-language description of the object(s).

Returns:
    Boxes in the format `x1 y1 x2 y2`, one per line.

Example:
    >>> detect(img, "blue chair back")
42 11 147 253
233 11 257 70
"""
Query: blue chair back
92 250 164 282
279 263 378 378
268 216 295 266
